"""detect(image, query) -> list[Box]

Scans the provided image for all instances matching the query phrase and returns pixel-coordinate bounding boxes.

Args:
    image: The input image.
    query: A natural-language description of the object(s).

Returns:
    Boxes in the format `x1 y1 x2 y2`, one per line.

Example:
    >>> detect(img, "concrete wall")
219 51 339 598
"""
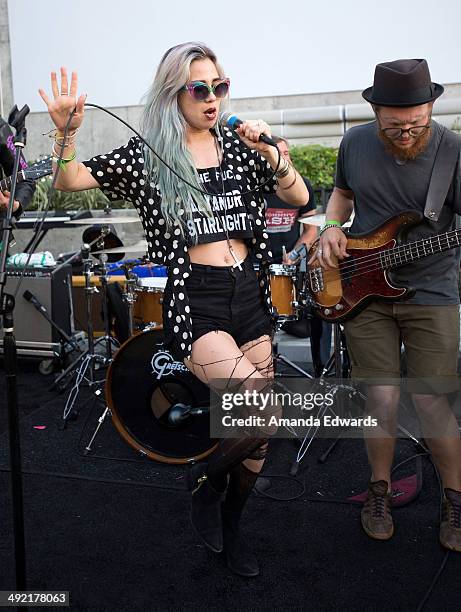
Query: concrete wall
0 0 13 118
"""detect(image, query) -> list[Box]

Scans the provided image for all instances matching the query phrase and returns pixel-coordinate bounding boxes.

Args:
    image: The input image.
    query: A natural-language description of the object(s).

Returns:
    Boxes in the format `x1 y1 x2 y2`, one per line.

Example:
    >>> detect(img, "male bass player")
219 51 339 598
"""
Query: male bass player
315 59 461 551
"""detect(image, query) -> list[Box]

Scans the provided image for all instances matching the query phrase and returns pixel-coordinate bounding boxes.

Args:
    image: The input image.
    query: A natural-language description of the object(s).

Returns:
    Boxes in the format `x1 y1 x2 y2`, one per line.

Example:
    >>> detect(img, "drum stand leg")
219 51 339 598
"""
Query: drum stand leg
122 272 138 337
83 405 111 455
289 323 354 475
98 253 120 361
275 353 314 379
273 331 314 379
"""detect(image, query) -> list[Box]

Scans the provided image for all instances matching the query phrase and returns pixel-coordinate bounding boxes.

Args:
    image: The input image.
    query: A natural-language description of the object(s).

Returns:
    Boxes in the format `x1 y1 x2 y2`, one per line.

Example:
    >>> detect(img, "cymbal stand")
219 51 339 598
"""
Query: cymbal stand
81 260 135 455
55 231 116 426
288 321 353 474
94 243 119 361
59 248 103 424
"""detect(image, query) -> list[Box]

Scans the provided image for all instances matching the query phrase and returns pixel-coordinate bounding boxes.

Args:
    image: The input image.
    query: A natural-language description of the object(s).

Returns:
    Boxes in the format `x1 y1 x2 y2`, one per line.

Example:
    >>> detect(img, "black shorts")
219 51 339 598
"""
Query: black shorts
185 256 272 348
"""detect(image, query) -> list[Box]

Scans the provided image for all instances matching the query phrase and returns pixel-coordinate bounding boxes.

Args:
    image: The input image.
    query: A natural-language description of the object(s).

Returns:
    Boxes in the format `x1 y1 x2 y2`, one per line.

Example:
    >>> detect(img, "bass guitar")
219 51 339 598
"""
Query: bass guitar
306 210 460 322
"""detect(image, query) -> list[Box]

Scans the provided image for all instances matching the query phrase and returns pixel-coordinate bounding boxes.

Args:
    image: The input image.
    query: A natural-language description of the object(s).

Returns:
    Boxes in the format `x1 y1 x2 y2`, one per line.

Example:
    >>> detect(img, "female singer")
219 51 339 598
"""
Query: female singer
39 42 308 576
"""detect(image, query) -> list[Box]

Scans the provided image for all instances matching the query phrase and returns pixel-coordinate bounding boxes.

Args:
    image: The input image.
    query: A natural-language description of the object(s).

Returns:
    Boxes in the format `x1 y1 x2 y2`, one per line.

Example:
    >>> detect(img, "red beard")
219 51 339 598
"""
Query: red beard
378 125 432 161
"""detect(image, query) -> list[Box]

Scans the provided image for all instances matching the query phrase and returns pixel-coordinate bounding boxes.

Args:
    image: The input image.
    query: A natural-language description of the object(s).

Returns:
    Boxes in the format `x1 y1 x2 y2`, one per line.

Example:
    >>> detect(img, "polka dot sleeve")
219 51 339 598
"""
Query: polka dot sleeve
82 137 143 203
252 150 278 194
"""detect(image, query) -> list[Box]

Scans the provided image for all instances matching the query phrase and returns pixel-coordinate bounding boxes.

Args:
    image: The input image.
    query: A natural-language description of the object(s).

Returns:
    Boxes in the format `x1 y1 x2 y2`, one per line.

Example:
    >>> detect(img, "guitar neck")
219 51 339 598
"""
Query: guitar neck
382 228 461 269
0 170 22 193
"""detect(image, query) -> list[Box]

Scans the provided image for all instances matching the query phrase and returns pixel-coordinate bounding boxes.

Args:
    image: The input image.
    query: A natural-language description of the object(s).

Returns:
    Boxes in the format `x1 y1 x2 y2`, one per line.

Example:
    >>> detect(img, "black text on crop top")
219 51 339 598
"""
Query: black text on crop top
187 161 254 244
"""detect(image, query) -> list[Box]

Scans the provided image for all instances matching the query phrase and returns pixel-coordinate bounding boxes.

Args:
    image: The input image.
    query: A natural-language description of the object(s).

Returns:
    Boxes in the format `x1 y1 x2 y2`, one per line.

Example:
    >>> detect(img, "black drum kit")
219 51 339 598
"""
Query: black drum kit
59 213 353 466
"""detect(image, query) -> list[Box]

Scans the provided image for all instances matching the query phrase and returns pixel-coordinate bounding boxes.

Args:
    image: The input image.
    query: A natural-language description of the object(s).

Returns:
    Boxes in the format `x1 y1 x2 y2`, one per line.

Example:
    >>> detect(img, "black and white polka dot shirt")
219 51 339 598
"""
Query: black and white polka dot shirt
83 128 277 361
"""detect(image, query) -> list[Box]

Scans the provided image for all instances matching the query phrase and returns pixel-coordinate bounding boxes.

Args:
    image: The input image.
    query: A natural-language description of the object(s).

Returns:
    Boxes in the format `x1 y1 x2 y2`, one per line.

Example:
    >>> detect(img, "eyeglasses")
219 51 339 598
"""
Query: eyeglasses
181 78 230 101
380 124 430 140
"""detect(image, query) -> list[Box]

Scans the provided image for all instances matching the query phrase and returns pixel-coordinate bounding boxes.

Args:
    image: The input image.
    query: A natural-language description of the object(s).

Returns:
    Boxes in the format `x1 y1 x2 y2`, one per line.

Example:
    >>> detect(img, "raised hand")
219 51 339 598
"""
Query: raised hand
39 67 86 132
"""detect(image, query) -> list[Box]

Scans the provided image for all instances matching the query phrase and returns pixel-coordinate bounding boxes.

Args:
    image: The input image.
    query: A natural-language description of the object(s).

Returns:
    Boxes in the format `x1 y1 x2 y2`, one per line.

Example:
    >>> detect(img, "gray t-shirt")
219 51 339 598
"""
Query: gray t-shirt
335 120 461 304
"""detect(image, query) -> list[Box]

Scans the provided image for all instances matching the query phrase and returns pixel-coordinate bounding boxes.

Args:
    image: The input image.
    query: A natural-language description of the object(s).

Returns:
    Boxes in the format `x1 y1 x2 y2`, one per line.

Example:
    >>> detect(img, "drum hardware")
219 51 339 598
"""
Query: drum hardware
59 246 113 425
93 239 148 255
82 224 125 263
51 227 121 425
105 259 166 337
122 269 138 337
83 327 217 462
289 263 424 474
282 243 358 471
287 320 359 475
112 259 144 338
272 256 315 380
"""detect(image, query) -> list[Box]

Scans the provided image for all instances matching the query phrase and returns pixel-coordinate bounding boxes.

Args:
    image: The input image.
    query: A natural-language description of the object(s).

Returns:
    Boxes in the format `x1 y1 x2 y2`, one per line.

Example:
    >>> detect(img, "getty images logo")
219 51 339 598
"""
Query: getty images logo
151 349 189 379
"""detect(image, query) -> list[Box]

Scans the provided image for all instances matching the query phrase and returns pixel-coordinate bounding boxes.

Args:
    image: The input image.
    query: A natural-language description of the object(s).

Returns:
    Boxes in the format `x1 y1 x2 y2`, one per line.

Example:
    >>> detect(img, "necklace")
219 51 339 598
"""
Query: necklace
213 135 244 271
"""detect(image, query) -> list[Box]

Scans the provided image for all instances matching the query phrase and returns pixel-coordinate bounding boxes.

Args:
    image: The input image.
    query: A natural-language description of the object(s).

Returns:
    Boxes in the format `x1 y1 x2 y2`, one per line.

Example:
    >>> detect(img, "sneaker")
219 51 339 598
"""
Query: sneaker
361 480 394 540
440 488 461 552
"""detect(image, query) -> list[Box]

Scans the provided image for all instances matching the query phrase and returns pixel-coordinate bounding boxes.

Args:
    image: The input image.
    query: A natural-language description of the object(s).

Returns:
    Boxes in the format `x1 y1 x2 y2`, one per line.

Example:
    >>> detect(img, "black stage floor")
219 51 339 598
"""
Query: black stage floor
1 359 461 612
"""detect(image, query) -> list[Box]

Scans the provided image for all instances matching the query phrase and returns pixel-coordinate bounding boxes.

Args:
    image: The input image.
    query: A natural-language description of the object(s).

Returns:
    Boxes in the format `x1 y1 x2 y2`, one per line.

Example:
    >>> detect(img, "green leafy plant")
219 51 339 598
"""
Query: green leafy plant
289 144 338 189
29 175 132 211
452 117 461 134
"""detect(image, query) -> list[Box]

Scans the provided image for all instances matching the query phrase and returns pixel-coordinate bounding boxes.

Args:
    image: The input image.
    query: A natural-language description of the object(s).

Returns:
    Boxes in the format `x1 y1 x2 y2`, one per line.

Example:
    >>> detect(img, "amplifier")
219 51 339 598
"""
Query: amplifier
0 265 74 357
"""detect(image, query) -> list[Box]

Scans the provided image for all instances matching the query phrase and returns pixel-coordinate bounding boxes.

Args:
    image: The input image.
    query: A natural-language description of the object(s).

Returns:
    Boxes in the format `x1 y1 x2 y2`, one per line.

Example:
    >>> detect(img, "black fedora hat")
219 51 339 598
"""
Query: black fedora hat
362 58 444 107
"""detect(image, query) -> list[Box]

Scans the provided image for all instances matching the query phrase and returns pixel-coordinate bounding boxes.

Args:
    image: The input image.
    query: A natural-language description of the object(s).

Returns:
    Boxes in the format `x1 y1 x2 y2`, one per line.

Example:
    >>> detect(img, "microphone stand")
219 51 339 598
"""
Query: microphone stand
0 104 30 593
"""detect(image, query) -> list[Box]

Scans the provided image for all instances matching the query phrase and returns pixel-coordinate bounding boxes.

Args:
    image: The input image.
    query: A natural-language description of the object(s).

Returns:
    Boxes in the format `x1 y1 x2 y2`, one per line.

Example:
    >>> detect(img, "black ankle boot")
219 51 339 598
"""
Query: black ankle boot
188 463 225 553
222 507 259 577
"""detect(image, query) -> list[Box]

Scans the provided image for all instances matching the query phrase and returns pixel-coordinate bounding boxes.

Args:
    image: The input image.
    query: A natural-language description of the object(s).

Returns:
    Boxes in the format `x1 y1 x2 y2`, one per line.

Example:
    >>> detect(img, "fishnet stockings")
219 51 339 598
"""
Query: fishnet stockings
185 332 275 485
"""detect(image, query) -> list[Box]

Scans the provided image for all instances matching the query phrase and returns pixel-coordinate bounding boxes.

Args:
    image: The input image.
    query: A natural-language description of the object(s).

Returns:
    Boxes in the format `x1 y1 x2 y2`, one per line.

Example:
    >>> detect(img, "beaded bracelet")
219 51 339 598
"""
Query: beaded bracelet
319 220 343 235
52 142 77 171
55 135 78 147
44 127 79 141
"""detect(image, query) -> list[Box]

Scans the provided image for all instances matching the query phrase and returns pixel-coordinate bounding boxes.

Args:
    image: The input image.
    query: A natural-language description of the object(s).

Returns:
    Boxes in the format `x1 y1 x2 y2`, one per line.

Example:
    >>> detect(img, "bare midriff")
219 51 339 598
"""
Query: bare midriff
188 238 248 266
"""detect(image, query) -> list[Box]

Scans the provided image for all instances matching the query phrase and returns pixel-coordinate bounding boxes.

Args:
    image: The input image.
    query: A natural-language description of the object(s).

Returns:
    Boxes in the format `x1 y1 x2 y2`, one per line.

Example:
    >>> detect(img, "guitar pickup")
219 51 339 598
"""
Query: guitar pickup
309 268 324 292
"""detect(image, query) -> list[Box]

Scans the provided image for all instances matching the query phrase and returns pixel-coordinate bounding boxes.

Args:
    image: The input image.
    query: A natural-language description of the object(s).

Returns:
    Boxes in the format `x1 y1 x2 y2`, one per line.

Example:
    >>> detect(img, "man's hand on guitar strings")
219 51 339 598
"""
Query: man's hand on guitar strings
310 227 349 269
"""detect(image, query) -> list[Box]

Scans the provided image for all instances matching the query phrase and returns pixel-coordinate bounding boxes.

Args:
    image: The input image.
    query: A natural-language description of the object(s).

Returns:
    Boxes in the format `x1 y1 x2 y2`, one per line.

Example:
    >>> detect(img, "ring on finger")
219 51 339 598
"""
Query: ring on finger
61 92 69 96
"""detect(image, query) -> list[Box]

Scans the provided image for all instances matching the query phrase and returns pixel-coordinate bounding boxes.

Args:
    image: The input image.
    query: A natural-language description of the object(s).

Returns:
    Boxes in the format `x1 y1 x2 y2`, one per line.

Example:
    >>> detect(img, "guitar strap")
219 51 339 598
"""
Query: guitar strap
424 126 461 222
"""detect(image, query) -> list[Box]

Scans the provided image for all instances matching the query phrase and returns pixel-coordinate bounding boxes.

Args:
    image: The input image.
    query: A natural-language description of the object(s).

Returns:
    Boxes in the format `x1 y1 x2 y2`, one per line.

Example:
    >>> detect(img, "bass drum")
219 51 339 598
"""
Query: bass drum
106 327 217 464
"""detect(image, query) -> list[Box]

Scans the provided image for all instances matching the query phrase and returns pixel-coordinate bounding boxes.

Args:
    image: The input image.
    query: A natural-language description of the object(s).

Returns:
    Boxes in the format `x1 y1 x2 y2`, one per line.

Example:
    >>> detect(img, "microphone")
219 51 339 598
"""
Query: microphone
219 111 277 147
23 290 79 349
167 403 209 426
23 289 46 312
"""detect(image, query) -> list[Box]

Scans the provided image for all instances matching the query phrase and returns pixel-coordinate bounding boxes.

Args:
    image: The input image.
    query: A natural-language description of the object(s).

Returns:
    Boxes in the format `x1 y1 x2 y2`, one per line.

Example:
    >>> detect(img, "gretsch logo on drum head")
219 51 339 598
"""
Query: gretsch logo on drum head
151 348 189 379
